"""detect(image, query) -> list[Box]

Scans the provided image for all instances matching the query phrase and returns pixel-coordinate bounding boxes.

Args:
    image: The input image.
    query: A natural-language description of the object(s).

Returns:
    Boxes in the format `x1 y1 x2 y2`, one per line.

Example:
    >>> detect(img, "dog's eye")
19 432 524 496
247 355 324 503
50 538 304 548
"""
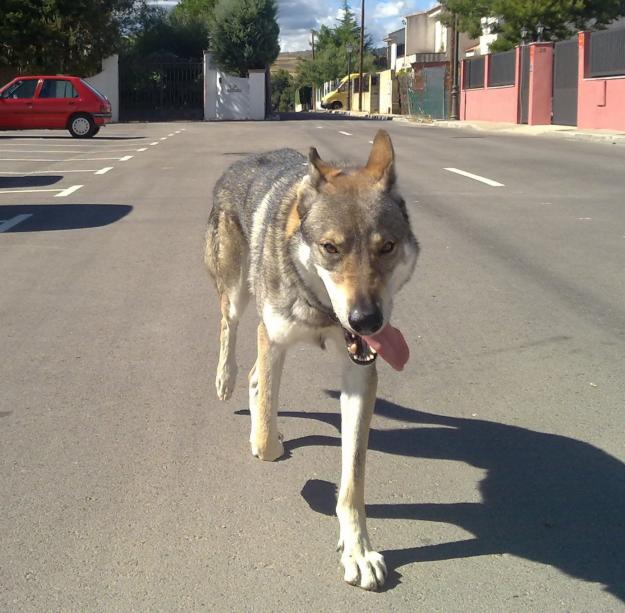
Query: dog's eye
322 242 338 254
380 241 395 254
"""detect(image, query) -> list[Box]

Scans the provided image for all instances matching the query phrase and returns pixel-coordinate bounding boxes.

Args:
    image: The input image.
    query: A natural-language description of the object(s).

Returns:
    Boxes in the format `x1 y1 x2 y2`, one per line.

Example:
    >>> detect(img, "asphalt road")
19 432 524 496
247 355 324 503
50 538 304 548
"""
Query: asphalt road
1 118 624 612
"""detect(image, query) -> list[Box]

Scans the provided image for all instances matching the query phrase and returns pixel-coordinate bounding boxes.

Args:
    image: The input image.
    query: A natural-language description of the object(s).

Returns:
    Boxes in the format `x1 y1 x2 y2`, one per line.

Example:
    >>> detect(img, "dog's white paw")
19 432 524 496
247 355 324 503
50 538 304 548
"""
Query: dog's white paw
338 540 387 591
250 431 284 461
215 364 237 401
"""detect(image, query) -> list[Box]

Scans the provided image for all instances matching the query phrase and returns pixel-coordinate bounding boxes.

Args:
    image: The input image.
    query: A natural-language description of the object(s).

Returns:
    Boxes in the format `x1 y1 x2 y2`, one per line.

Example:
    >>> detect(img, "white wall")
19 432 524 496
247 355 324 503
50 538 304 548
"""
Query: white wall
204 52 265 121
85 55 119 122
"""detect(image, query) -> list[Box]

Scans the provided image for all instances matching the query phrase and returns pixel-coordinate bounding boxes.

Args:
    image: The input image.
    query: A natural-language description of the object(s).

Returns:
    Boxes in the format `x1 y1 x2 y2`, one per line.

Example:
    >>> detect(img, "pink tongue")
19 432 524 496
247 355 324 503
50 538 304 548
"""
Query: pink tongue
363 324 410 371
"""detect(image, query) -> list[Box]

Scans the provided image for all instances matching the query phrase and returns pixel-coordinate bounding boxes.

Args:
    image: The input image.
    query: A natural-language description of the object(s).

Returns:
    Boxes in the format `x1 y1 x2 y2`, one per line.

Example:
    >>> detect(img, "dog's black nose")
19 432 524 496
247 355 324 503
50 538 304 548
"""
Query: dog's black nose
348 305 383 336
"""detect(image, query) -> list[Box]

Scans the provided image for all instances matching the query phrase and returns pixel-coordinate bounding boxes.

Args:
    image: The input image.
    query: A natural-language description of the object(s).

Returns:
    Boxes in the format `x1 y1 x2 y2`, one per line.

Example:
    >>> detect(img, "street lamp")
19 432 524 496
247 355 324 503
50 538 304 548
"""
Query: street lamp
536 22 545 43
346 43 353 111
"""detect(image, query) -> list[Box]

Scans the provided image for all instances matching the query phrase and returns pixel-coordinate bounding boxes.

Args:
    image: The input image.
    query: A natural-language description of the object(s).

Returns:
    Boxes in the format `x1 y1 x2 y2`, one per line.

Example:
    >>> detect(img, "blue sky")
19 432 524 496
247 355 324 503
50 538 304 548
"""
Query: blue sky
149 1 436 52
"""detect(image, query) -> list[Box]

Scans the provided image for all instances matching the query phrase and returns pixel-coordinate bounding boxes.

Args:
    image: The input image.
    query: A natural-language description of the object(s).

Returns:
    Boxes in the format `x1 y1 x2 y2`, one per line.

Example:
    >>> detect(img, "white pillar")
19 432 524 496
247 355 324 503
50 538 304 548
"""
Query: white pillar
248 69 266 121
204 51 217 121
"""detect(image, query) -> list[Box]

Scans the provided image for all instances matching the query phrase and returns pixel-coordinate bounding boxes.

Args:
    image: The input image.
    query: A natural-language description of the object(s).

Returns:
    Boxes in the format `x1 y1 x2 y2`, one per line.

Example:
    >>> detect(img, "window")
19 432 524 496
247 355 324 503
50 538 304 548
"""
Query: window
4 79 37 99
397 43 405 57
39 79 78 99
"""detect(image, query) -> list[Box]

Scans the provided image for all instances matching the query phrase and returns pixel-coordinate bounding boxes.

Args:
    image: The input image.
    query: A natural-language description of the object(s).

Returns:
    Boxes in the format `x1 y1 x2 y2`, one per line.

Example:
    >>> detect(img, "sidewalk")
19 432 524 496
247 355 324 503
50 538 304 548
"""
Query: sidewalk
428 119 625 145
321 109 625 145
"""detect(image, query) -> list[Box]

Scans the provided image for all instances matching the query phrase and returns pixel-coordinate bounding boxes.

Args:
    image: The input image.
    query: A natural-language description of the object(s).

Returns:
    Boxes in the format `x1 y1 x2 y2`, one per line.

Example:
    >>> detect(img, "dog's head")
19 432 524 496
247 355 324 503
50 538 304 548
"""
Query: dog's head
294 130 419 367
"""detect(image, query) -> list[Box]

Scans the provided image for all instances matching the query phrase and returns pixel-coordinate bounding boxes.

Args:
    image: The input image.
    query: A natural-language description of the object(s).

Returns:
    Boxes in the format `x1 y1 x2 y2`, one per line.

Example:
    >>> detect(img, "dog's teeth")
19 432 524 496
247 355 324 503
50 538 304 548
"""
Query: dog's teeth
370 347 377 355
349 342 358 354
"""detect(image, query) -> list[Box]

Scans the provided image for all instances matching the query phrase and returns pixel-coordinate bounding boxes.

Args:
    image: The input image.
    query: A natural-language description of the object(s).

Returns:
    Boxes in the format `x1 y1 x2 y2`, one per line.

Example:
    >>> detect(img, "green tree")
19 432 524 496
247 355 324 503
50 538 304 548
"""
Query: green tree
124 4 208 60
209 0 280 77
0 0 139 74
270 68 295 112
441 0 625 51
296 1 375 87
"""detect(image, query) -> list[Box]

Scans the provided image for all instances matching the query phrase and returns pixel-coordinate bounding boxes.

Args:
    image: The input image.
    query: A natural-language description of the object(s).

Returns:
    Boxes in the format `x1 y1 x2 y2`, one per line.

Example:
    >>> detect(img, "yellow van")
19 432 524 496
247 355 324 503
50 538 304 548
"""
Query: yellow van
321 73 365 110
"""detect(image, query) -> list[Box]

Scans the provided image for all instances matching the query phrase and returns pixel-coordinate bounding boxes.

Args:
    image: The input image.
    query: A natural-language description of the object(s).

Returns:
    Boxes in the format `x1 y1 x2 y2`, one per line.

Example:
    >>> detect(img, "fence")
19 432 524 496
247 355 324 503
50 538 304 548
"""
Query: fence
589 27 625 77
489 50 516 86
464 57 485 89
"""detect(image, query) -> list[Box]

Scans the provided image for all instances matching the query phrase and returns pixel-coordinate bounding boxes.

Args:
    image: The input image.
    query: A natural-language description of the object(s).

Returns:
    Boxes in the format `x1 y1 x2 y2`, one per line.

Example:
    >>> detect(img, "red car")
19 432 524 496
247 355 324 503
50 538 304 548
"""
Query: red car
0 75 112 138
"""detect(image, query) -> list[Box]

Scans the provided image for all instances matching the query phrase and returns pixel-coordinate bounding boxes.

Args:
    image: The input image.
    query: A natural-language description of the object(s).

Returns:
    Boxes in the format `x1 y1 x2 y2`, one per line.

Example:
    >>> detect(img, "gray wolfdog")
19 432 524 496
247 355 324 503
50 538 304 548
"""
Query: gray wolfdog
204 130 419 590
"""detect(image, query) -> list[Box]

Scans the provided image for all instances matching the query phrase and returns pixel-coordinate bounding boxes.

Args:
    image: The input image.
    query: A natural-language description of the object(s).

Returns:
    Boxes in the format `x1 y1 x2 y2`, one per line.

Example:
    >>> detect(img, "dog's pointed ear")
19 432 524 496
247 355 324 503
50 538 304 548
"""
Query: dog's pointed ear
308 147 341 188
365 130 396 191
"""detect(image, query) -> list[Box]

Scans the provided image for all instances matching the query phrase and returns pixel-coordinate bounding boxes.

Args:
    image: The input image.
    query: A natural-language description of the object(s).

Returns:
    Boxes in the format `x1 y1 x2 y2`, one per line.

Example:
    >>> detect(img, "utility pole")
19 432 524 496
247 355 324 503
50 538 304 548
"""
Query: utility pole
310 29 316 110
450 13 460 120
358 1 365 111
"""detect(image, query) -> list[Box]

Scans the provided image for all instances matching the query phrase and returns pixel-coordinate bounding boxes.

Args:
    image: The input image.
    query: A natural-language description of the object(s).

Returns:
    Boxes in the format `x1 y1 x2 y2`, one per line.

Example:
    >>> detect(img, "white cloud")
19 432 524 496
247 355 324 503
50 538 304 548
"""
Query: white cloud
373 2 406 19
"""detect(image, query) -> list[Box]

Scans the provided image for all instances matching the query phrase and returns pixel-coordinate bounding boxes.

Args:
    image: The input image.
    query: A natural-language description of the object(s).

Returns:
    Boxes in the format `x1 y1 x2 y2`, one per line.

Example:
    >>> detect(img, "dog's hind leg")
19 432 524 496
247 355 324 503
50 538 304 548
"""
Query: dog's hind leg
204 211 249 401
248 322 285 461
336 361 387 591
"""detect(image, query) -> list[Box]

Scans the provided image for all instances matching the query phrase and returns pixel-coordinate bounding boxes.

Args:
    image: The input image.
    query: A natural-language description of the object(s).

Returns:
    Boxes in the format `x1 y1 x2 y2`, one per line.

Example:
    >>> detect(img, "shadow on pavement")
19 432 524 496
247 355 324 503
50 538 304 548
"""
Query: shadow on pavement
0 175 63 188
0 204 132 232
0 135 145 140
276 112 388 122
239 393 625 600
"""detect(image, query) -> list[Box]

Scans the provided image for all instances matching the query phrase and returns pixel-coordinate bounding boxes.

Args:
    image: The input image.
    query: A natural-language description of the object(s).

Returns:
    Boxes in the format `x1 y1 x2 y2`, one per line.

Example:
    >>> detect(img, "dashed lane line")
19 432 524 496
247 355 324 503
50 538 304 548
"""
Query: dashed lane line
150 142 159 146
444 167 505 187
338 131 352 136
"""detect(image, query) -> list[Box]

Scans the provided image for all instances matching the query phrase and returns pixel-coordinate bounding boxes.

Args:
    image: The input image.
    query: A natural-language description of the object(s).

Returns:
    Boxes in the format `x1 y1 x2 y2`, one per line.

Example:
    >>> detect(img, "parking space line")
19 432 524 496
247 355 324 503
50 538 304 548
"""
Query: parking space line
136 147 147 151
0 148 145 154
338 131 352 136
119 155 133 162
150 142 159 146
0 169 98 174
54 185 83 198
444 167 505 187
0 188 67 195
1 157 134 162
160 137 167 141
0 214 33 232
95 167 114 175
168 133 174 136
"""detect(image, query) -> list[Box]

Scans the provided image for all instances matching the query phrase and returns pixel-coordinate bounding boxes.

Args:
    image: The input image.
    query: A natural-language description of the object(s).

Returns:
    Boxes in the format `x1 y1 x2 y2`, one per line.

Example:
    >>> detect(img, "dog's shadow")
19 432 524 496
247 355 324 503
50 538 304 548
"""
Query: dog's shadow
237 392 625 600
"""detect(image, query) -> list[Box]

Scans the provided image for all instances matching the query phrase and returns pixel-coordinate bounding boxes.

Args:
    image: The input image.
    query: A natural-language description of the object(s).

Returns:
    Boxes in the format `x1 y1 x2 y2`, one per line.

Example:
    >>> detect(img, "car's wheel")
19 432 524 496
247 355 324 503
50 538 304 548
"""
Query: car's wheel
331 101 343 110
92 126 100 136
68 113 96 138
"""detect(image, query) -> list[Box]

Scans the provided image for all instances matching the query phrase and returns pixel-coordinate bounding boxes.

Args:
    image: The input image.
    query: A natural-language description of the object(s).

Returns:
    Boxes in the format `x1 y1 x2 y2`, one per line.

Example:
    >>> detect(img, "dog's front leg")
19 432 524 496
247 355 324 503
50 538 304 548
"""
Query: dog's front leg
337 360 387 590
248 322 285 461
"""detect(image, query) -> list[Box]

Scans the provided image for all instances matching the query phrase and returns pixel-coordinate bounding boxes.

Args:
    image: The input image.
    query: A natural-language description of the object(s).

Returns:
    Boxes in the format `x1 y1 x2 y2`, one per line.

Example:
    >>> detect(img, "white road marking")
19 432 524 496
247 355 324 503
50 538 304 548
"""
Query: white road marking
95 167 114 175
0 169 97 174
119 155 133 161
136 147 148 151
444 167 505 187
316 126 324 129
0 188 65 195
0 214 32 232
369 140 374 144
339 131 352 136
578 217 592 221
175 130 181 133
150 142 159 146
54 185 83 198
0 148 144 153
160 137 167 140
1 157 133 162
168 133 174 136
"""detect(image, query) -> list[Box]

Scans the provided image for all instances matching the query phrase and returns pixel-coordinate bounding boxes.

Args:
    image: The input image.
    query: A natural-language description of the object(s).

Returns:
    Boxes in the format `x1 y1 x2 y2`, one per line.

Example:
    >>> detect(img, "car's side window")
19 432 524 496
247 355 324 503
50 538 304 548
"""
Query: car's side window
5 80 38 99
39 79 78 99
